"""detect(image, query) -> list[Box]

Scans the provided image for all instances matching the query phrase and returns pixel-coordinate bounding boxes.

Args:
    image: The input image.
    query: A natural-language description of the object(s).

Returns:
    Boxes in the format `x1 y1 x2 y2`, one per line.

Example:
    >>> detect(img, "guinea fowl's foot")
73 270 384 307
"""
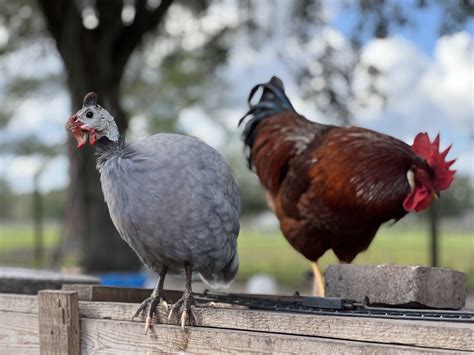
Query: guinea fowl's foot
168 289 196 330
132 295 169 334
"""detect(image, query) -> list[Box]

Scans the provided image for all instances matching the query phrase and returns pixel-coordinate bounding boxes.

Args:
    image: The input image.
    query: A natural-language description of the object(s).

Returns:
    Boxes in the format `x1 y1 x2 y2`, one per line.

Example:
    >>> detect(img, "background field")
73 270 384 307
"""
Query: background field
1 222 472 290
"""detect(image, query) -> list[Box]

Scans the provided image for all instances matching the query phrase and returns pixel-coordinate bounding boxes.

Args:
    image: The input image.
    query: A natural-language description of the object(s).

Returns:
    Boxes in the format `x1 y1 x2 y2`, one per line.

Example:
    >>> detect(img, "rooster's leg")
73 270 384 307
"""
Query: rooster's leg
168 261 196 330
132 265 168 334
311 261 325 297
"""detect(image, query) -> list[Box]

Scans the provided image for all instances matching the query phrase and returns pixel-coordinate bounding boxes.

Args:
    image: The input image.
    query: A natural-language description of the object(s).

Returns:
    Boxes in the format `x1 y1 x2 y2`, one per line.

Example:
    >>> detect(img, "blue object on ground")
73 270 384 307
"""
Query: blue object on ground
98 272 147 288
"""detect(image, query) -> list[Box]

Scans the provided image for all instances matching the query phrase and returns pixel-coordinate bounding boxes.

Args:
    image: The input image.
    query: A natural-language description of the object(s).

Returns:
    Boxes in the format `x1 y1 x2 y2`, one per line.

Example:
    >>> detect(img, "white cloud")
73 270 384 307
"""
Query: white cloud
2 91 70 145
0 154 69 193
352 33 473 176
178 106 226 148
1 39 63 80
420 32 473 126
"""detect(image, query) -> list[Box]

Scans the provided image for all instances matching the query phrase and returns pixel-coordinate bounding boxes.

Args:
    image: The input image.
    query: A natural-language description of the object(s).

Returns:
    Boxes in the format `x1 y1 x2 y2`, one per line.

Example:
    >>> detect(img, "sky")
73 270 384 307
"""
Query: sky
0 0 473 193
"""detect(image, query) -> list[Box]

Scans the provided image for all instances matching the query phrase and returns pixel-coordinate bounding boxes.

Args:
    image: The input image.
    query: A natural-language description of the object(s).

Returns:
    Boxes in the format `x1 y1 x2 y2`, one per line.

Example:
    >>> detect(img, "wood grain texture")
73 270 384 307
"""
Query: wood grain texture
1 293 472 352
80 317 453 354
0 312 39 354
38 290 80 355
77 301 474 352
0 293 37 313
62 284 183 303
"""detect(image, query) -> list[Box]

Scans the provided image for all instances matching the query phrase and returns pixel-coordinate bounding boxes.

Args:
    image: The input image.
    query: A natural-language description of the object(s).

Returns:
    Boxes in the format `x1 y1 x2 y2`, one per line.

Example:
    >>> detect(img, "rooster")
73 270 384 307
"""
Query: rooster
66 92 240 332
239 76 456 296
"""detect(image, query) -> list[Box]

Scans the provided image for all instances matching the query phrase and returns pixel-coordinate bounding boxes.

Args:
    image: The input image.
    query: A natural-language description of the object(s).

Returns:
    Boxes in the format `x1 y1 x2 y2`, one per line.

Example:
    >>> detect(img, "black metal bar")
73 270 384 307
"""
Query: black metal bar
196 291 474 324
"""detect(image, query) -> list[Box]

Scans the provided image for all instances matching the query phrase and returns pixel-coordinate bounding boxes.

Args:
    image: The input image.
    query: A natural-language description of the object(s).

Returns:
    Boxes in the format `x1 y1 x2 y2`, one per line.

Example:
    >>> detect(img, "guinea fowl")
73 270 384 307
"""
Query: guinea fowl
66 92 240 332
239 76 456 296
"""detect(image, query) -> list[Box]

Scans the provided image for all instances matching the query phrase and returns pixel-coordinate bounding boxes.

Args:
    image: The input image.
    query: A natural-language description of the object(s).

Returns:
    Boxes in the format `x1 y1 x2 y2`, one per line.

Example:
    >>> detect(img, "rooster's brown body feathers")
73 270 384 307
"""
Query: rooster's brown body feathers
240 77 428 263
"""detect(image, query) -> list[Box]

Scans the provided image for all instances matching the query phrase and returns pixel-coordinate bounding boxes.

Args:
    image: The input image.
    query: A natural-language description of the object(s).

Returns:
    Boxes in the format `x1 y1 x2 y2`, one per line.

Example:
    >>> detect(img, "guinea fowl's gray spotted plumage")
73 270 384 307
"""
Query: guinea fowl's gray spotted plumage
96 133 240 288
67 93 240 330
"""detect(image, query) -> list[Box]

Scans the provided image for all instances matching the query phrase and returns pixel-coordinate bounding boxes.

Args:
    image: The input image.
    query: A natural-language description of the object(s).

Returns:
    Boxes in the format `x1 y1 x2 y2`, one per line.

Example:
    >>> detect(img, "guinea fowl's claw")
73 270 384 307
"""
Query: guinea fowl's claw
162 300 169 311
144 315 153 335
181 310 188 330
133 294 169 334
132 297 151 320
168 292 196 331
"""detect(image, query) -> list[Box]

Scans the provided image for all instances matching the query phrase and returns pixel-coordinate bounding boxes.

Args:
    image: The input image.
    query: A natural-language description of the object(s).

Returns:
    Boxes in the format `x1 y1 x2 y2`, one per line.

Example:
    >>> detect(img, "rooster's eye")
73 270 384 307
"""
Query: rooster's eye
86 111 94 118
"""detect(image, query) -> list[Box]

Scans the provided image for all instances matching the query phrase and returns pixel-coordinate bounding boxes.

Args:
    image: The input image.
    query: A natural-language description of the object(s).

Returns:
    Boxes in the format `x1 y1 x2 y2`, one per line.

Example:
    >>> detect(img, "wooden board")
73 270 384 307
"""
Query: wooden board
62 284 184 303
77 301 474 352
0 312 39 354
80 317 453 354
62 284 299 303
1 293 472 352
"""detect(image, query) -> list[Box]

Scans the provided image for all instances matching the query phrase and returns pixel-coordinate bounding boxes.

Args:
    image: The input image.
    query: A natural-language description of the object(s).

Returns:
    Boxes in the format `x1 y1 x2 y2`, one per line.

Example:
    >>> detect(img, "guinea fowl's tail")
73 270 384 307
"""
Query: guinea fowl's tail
199 252 239 289
238 76 296 168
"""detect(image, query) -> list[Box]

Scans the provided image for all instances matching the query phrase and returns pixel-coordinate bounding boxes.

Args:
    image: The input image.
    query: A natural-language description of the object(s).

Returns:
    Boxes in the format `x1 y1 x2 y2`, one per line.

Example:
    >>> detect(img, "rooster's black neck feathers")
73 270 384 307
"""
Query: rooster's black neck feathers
239 76 296 168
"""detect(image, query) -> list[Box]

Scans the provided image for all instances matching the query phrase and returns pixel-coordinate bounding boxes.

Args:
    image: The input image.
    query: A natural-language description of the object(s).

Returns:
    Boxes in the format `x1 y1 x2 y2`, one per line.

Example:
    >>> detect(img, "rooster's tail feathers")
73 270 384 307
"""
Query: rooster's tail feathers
238 76 294 127
239 76 295 168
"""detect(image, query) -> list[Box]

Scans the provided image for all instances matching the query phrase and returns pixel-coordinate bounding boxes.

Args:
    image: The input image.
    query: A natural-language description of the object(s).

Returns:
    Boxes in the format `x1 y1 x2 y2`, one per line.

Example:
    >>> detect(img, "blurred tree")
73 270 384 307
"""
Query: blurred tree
0 177 13 219
437 176 474 217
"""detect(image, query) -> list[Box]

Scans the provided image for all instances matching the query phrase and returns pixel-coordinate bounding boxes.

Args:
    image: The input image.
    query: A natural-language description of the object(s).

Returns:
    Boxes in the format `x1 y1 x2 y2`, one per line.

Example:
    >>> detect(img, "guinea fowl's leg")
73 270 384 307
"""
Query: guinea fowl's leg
132 266 168 334
168 262 196 330
311 261 325 297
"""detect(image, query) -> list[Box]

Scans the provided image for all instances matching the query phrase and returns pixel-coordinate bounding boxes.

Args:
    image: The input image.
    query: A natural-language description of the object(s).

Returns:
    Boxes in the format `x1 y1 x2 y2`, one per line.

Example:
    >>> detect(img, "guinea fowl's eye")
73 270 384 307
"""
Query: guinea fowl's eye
86 111 94 118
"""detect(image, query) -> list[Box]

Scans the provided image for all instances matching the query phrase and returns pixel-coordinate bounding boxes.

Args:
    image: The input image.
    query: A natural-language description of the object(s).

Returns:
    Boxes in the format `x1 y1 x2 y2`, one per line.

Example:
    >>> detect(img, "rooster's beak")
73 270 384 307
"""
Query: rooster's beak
432 191 440 200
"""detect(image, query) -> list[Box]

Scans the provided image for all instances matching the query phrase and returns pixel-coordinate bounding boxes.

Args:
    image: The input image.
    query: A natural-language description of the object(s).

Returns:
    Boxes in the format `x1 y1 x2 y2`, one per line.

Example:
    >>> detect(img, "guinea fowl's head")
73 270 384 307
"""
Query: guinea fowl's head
403 132 456 212
65 92 119 148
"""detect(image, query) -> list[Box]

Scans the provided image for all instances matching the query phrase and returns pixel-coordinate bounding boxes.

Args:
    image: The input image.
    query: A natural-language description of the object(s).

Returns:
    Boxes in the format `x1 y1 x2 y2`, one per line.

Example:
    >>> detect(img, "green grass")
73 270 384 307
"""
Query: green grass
1 222 473 289
0 223 61 251
237 226 474 289
0 223 62 267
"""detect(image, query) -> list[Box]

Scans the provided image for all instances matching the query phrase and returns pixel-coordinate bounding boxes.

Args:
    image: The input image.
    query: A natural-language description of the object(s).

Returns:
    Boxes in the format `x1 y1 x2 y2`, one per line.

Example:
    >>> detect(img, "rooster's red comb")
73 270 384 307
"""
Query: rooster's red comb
411 132 456 191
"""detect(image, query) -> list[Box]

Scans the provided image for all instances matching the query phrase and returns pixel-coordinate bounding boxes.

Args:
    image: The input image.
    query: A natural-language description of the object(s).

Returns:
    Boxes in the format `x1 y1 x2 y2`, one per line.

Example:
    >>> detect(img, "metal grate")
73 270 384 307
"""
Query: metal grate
196 291 474 323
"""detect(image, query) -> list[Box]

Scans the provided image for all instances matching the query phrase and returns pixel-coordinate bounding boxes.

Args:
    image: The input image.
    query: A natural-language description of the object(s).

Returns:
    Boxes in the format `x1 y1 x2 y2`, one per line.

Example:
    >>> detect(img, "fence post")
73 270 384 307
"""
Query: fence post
38 290 80 355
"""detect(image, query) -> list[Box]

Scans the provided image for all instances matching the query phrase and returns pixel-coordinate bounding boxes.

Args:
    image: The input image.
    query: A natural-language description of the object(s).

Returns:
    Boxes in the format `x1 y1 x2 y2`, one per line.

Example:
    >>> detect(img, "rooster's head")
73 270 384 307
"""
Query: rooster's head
65 92 119 148
403 132 456 212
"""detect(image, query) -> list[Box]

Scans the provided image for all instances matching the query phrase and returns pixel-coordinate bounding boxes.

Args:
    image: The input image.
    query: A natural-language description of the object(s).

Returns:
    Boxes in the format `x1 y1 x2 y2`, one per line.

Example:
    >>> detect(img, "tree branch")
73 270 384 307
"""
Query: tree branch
96 0 125 47
37 0 79 44
114 0 174 78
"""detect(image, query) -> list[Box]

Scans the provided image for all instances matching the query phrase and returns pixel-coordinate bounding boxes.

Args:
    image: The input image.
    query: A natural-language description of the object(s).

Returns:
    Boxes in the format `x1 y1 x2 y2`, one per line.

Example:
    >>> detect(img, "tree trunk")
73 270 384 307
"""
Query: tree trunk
33 168 44 268
39 0 173 271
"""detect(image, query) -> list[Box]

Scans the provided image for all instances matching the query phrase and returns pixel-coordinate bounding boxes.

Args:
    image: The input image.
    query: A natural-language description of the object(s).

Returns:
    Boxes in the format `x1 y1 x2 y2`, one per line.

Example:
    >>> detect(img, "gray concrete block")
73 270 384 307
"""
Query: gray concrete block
0 267 100 294
325 264 466 309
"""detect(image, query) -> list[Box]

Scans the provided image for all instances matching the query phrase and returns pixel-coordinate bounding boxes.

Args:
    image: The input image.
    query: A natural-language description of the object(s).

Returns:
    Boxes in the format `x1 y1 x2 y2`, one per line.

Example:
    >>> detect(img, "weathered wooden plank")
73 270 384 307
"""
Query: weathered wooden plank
0 293 37 313
38 290 80 355
0 311 39 354
80 317 454 354
1 293 472 351
77 301 474 352
62 284 300 304
62 284 183 303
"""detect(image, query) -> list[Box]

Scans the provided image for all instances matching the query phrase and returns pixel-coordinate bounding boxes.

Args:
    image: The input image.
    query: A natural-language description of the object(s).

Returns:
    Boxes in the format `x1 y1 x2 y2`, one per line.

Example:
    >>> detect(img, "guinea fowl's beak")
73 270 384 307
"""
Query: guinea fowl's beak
65 113 78 130
66 113 89 149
